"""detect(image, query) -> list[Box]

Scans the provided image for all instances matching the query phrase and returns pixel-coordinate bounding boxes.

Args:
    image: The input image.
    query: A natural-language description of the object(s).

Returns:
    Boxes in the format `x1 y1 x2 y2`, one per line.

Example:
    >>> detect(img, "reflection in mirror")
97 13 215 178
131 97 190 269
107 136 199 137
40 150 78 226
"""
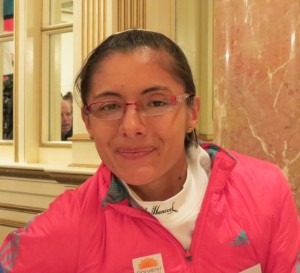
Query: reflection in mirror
3 74 13 139
1 0 14 141
1 0 14 33
48 31 74 142
61 92 73 141
50 0 73 25
1 40 14 140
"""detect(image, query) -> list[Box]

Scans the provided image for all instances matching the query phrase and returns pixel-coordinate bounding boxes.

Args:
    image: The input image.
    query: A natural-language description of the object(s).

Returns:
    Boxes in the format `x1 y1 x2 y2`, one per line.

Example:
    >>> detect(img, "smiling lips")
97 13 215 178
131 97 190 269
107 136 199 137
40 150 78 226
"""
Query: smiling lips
117 147 156 160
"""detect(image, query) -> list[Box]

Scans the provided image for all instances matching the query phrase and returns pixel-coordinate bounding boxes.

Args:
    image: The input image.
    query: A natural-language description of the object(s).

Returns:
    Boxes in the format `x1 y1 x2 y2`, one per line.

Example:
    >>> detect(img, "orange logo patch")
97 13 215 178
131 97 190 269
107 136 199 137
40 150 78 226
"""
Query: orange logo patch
132 253 165 273
138 257 159 269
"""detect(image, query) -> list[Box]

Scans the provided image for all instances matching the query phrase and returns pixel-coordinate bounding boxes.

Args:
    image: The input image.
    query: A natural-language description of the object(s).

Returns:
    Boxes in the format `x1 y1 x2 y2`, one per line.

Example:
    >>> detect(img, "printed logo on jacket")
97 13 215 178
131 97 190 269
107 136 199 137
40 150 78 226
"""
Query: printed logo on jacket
132 253 165 273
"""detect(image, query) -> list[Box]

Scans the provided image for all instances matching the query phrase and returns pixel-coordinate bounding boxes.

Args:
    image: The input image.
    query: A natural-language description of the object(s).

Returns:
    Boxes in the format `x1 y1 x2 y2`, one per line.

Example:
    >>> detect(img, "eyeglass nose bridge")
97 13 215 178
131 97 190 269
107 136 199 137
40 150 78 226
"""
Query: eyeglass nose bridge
122 101 143 115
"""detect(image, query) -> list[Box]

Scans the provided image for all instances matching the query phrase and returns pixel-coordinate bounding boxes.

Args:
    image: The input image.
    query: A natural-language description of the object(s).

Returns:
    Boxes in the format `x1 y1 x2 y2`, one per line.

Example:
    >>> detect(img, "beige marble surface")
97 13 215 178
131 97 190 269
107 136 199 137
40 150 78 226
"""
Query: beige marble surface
213 0 300 212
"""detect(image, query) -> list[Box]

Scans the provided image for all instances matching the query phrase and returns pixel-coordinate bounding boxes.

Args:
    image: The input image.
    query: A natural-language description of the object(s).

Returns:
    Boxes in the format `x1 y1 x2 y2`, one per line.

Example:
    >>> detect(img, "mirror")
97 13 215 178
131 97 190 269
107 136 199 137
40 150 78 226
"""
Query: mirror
1 0 14 34
50 0 73 24
1 40 14 141
48 31 74 142
45 0 74 142
1 0 14 141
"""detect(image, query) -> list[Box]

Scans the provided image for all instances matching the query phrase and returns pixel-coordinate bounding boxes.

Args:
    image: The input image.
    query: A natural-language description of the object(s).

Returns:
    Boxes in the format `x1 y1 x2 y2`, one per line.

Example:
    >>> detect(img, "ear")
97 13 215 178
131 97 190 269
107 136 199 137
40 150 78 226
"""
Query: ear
187 96 200 129
81 107 93 135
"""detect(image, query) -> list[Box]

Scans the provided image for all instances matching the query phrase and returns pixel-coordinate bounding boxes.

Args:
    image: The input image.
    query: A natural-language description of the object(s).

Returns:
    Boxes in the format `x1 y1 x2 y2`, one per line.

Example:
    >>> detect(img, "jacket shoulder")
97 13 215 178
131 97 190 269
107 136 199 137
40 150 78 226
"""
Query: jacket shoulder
74 163 112 207
224 150 293 214
0 164 111 272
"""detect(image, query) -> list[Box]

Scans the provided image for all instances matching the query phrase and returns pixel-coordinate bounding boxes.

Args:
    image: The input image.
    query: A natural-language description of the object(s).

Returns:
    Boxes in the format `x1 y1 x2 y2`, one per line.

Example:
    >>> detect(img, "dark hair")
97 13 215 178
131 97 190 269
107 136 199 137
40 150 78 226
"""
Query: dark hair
63 91 73 104
74 29 198 148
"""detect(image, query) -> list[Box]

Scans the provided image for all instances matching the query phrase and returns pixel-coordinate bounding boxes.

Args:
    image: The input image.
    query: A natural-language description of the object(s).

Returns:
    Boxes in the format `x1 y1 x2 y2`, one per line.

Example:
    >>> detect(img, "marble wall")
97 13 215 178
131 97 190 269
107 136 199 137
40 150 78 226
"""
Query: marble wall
213 0 300 213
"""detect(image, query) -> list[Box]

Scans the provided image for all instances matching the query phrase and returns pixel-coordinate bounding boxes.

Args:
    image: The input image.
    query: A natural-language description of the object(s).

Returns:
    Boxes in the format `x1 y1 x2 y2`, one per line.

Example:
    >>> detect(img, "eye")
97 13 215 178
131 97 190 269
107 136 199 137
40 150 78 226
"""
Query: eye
96 101 122 111
149 100 165 107
144 96 170 108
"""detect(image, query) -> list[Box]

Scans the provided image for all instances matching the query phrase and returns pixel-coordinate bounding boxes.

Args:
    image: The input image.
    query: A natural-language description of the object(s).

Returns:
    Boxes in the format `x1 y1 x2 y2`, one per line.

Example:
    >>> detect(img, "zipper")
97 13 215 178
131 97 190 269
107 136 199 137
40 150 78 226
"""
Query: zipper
107 203 194 263
187 156 223 263
185 250 193 262
185 250 195 273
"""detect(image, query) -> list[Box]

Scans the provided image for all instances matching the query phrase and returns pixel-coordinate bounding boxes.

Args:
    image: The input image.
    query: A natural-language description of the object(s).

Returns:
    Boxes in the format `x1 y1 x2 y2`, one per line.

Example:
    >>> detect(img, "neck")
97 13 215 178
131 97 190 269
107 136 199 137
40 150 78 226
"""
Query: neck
129 158 188 201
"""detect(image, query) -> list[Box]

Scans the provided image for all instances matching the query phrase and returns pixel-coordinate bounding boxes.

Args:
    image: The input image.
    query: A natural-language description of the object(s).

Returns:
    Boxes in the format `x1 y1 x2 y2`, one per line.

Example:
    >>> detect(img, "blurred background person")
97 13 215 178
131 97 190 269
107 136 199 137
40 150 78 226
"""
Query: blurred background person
61 99 73 141
63 91 73 106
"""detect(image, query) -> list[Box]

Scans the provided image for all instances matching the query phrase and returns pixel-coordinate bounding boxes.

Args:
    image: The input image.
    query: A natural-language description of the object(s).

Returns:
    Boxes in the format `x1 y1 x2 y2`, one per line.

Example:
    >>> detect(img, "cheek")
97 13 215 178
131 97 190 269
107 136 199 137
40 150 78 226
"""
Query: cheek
92 134 113 163
88 118 117 135
90 123 120 158
92 124 115 142
149 114 187 142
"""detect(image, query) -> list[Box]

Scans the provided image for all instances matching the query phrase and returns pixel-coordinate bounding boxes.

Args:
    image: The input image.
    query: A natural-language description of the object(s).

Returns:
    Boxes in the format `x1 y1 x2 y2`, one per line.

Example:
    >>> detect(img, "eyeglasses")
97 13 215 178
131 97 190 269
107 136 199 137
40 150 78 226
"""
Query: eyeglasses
83 93 193 120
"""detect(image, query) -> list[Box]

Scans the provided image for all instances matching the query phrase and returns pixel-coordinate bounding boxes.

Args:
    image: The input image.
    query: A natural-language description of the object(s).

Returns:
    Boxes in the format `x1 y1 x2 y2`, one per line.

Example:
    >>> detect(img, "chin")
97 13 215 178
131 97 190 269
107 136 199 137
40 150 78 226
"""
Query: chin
116 168 155 186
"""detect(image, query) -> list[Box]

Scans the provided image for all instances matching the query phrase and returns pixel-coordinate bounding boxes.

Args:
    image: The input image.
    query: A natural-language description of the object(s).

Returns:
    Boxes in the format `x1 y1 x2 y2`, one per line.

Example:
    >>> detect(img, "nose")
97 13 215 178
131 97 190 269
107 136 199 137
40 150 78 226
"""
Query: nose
119 105 146 138
61 114 68 122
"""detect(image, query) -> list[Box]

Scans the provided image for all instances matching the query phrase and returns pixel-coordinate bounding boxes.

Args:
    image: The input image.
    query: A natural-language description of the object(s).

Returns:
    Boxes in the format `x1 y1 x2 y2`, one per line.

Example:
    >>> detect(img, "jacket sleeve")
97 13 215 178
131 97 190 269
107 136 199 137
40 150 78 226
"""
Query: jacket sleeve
0 189 80 273
265 169 300 273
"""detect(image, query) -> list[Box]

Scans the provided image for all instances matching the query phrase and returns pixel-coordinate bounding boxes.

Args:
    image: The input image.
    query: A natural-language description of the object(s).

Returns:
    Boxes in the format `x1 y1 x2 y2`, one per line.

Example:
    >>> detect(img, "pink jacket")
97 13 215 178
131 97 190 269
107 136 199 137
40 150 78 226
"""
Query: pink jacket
1 144 300 273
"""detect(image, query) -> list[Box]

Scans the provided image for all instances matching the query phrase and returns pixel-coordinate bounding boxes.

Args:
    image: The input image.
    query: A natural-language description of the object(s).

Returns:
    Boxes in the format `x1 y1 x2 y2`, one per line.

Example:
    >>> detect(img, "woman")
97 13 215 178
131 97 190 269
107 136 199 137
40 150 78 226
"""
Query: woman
1 29 299 273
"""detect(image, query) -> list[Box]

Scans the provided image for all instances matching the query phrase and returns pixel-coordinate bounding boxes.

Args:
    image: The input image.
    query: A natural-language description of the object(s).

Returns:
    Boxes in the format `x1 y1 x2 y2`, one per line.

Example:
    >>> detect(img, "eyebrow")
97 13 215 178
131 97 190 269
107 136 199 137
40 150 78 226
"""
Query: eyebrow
91 91 121 101
91 85 171 101
142 86 171 95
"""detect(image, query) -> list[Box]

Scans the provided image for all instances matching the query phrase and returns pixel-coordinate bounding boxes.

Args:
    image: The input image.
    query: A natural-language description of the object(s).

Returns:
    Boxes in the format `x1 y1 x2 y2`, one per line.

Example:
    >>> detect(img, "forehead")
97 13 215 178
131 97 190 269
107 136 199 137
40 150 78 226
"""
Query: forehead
98 47 175 74
61 101 71 111
86 47 184 103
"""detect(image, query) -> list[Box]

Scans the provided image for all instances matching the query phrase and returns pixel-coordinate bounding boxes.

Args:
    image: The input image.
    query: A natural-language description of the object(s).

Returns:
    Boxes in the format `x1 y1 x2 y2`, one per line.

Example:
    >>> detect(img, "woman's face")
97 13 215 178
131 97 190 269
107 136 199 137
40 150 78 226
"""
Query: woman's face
82 48 199 199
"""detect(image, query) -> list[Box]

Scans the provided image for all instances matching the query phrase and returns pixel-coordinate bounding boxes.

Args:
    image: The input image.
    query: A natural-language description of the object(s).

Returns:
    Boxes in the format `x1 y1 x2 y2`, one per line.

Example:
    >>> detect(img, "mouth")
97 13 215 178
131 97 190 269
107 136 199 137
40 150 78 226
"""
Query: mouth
117 147 156 160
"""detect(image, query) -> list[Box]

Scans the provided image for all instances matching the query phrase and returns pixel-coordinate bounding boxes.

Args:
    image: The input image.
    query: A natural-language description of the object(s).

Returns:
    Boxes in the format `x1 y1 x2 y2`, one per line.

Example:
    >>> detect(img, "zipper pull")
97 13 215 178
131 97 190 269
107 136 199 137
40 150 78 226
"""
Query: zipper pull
185 250 192 262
